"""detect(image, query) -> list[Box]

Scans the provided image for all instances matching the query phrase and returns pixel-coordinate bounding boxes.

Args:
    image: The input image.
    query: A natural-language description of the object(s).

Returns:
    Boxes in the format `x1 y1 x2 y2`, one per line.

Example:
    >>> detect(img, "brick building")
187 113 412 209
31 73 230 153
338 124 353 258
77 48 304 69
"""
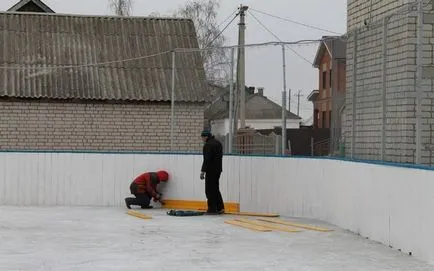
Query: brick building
308 36 346 153
0 0 209 152
345 0 434 164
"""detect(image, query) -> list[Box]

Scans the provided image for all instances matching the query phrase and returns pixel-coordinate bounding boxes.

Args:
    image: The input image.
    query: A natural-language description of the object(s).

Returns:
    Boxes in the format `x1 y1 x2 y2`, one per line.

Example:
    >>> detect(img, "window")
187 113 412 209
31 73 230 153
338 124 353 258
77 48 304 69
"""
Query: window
329 70 332 88
314 109 319 129
322 71 326 89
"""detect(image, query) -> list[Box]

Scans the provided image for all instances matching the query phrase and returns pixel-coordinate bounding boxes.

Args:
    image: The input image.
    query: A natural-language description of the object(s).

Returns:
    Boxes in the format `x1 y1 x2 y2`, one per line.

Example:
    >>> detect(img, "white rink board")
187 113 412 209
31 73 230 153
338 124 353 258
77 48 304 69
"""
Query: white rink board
237 157 434 265
0 152 433 264
0 152 239 207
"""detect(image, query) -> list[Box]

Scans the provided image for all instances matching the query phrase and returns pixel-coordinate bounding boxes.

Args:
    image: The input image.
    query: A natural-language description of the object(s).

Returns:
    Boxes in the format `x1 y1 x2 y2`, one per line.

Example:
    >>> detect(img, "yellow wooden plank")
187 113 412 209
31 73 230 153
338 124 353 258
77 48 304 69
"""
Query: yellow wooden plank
196 209 279 217
223 211 280 217
127 210 152 220
165 200 239 212
257 218 333 232
224 219 272 232
235 218 302 233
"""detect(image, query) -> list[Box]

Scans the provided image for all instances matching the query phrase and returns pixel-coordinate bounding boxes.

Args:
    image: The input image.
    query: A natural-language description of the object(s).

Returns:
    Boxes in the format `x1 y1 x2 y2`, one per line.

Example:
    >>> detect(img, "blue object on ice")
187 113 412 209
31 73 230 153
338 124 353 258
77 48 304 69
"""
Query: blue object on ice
166 209 205 217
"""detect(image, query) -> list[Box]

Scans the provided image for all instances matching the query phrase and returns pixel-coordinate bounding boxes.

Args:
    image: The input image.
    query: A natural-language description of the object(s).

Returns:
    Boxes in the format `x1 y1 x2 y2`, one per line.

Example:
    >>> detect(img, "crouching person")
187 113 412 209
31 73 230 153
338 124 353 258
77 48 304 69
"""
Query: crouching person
125 170 169 209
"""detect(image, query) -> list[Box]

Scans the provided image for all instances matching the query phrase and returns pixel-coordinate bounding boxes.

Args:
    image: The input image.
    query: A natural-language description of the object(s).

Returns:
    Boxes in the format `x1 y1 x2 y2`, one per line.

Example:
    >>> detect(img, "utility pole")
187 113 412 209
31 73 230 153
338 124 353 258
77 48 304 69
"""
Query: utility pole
228 48 235 154
237 5 248 129
281 90 287 155
281 45 287 155
288 88 291 112
295 90 303 116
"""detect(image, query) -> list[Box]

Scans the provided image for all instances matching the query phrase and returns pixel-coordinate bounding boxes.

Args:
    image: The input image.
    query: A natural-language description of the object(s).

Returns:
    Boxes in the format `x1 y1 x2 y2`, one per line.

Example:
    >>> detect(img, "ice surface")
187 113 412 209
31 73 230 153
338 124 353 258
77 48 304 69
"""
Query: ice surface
0 206 432 271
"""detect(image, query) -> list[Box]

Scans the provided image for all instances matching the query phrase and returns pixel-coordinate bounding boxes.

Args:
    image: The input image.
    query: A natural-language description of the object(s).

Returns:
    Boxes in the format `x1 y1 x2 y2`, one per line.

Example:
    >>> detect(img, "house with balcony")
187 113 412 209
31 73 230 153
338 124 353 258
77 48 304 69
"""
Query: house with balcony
308 36 346 154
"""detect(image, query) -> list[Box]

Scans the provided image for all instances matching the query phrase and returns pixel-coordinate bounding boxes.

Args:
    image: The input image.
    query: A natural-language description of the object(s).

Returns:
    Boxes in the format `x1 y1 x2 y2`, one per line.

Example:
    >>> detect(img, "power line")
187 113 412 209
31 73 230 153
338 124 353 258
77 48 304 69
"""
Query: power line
247 10 313 65
217 9 237 29
196 39 324 51
205 12 239 48
0 50 171 70
0 39 327 71
249 8 343 36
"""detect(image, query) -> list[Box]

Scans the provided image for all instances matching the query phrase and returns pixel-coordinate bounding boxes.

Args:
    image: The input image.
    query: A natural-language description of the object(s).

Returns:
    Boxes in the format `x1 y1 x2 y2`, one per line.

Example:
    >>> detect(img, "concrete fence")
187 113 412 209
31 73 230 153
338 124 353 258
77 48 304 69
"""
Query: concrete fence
0 151 433 265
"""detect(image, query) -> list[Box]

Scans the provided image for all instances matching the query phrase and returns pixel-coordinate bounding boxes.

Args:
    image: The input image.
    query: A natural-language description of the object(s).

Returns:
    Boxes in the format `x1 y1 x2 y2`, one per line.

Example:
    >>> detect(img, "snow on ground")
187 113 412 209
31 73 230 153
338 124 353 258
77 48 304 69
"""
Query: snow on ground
0 206 432 271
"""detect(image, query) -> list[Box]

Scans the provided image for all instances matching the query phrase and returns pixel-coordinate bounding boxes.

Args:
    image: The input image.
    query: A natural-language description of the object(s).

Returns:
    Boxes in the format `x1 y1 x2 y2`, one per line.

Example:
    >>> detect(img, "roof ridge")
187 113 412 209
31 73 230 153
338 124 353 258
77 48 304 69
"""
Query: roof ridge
7 0 55 13
1 10 192 21
206 92 301 120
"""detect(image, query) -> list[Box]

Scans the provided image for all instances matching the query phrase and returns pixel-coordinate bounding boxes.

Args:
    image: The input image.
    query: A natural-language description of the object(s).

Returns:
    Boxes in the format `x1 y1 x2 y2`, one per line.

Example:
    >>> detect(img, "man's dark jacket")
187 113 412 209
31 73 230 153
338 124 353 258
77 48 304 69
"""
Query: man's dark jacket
201 136 223 174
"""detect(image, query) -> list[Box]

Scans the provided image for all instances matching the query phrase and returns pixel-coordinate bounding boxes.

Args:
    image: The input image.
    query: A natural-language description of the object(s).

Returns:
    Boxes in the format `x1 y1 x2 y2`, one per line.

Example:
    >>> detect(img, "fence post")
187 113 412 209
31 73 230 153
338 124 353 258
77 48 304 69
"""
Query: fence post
415 0 423 164
381 17 388 161
281 90 287 155
225 133 229 153
170 51 176 151
274 134 280 155
311 136 314 156
351 31 357 159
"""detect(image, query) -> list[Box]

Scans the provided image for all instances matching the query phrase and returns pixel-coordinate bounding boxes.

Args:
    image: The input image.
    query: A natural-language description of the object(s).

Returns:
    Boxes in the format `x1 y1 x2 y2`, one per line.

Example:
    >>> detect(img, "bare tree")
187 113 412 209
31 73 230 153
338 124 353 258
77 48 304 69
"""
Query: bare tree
174 0 230 85
148 11 161 17
109 0 133 16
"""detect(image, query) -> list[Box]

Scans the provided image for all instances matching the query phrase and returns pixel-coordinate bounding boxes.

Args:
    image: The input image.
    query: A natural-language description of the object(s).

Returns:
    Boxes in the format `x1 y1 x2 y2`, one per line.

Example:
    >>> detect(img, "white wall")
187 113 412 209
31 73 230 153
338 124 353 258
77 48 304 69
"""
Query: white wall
237 157 434 265
0 152 238 207
211 118 300 136
0 151 433 265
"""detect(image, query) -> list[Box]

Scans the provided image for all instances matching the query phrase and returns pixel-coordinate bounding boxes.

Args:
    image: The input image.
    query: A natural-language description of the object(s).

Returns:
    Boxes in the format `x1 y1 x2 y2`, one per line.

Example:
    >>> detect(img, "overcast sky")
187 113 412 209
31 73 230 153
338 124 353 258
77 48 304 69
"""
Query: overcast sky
0 0 347 119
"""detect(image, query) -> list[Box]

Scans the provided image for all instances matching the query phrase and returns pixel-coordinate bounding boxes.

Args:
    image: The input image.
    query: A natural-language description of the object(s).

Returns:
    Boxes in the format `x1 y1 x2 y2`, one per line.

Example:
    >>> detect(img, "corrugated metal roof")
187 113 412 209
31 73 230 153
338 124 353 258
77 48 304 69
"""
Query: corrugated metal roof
0 12 210 102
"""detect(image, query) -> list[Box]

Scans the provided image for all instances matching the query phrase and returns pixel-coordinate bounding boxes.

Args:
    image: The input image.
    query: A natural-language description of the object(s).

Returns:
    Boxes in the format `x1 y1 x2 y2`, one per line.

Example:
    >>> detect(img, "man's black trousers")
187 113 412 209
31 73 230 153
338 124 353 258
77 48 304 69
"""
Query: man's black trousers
125 193 151 208
205 171 224 213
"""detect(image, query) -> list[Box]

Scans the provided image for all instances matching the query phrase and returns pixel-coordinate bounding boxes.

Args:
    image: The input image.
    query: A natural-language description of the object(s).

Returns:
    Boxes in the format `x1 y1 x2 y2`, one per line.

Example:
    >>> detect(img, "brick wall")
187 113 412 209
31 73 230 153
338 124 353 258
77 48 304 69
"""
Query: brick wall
316 52 332 129
337 61 347 93
347 0 415 31
345 0 434 165
0 99 205 152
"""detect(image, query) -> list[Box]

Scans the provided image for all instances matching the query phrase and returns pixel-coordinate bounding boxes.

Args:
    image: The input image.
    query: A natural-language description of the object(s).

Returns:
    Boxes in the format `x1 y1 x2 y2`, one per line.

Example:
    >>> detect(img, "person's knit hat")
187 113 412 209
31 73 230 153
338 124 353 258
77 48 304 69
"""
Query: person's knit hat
156 170 169 182
200 130 212 137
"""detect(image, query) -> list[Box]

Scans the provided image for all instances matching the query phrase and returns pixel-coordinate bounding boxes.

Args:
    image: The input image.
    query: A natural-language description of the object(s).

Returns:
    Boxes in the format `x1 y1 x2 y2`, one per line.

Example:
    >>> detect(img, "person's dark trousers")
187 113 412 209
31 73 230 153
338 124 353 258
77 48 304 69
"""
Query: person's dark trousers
125 193 151 209
205 171 224 213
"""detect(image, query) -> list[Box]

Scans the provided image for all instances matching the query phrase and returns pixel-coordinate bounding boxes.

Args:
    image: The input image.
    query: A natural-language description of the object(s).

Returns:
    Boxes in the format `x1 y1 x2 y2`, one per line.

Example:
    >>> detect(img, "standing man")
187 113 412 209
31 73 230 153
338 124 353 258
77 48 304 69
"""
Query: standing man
200 130 225 215
125 170 169 209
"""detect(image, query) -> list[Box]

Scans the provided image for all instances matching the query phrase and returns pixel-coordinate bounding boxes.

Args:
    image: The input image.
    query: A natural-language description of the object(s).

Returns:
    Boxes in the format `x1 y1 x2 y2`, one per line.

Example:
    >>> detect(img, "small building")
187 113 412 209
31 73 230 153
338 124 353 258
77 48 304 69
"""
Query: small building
0 0 210 152
7 0 54 13
206 87 301 136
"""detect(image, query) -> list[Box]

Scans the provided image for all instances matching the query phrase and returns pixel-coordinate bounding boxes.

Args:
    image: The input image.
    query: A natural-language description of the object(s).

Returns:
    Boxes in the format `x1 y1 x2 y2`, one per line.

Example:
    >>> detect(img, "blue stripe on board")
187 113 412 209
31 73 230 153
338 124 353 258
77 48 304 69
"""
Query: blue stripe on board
0 149 433 171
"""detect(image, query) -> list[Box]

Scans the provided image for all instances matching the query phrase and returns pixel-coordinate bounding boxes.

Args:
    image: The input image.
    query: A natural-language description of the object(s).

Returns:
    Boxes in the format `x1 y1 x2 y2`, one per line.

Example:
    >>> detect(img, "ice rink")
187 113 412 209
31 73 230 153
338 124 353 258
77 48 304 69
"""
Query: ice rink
0 206 432 271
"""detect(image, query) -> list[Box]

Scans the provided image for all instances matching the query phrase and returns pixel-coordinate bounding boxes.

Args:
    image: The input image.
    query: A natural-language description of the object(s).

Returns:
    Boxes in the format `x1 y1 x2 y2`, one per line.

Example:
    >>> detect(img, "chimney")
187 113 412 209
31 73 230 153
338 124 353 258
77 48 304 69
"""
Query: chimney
257 87 264 96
